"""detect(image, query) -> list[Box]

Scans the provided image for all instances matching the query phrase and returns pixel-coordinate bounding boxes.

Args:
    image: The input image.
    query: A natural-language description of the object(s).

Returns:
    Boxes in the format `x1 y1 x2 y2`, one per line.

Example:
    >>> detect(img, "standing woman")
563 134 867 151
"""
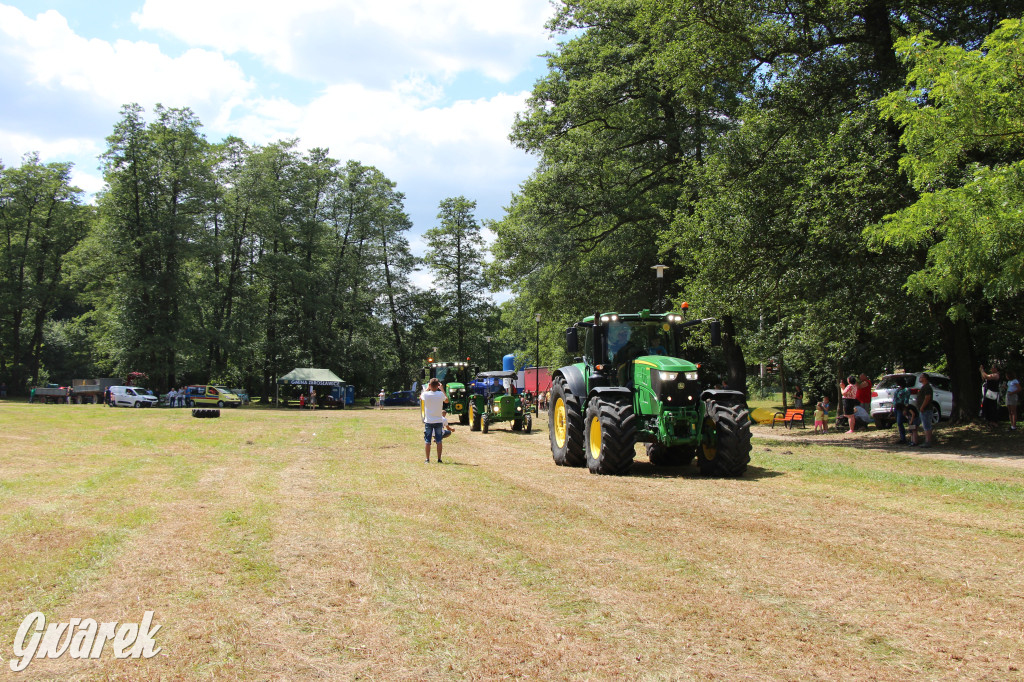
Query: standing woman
980 364 1001 426
1005 370 1019 431
842 375 859 434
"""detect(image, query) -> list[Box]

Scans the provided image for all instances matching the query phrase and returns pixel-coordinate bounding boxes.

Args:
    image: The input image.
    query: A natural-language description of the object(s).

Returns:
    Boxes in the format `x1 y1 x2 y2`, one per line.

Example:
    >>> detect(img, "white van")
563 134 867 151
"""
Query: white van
108 386 159 408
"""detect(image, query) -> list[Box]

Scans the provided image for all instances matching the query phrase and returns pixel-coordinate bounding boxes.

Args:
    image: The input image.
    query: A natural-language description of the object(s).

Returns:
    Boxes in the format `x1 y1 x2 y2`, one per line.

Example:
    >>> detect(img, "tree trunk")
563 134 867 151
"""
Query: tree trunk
721 315 747 397
932 305 979 424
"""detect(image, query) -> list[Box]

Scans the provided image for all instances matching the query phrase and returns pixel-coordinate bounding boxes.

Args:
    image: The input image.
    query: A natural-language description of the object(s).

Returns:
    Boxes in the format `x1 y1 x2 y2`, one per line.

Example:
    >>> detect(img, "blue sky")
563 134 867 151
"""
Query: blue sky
0 1 558 286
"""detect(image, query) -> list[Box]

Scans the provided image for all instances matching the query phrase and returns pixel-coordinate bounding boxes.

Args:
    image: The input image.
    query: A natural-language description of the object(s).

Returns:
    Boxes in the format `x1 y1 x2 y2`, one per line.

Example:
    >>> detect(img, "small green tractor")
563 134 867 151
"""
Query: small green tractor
549 310 751 476
421 361 474 424
467 370 533 434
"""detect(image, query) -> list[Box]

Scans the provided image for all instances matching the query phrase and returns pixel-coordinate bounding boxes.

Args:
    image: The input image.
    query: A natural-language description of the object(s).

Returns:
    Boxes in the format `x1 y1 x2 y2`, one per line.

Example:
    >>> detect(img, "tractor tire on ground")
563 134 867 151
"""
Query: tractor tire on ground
459 413 469 426
646 442 695 467
525 414 532 434
191 408 221 419
470 403 481 431
482 416 490 434
584 395 637 475
512 418 522 431
697 399 751 477
549 376 585 467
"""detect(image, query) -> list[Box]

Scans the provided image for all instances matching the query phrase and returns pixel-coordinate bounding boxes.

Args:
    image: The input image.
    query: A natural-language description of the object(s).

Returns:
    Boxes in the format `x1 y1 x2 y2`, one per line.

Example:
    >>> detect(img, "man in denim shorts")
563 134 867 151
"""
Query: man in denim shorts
421 378 447 463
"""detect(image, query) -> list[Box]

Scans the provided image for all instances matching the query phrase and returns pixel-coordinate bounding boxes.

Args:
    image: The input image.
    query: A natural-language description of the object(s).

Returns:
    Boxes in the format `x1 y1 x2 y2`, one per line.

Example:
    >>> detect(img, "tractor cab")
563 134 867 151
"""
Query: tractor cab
421 361 475 424
468 370 533 434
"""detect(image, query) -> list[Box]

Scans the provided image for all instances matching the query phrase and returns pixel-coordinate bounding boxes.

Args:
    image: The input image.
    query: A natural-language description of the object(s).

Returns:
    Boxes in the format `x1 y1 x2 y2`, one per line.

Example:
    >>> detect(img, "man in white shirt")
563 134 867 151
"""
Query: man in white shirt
421 378 447 463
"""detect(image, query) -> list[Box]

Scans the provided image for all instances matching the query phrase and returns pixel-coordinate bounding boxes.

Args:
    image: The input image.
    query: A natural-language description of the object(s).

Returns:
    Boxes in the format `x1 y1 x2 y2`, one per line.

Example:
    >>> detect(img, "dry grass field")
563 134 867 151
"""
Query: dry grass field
1 400 1022 680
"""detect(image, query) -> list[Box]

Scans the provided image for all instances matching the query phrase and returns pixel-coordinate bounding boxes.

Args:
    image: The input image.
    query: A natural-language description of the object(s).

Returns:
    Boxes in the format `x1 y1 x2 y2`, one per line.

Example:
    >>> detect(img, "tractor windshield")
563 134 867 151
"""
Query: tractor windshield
600 320 679 363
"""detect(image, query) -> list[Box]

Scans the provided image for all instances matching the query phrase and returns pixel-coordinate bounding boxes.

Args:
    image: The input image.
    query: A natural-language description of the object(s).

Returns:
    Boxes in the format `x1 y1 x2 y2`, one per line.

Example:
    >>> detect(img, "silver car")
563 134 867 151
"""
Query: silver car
870 373 954 428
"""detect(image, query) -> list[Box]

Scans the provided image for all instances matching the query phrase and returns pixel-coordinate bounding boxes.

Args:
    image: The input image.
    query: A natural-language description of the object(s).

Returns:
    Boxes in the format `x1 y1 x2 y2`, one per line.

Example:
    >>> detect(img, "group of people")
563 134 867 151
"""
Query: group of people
164 387 190 407
980 365 1020 430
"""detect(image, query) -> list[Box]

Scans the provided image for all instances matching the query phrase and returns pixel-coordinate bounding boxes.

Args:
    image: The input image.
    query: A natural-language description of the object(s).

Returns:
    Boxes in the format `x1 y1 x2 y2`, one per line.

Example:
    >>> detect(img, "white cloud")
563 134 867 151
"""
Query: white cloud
0 5 254 113
0 128 101 166
226 79 532 188
132 0 554 83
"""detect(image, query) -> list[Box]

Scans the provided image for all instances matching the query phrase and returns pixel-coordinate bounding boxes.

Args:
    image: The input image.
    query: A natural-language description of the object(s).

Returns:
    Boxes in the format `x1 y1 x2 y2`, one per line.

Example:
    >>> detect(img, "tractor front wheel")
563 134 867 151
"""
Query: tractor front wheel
646 442 695 467
459 413 469 426
549 377 585 467
470 403 481 431
482 415 490 434
525 414 532 434
584 396 637 475
697 399 751 477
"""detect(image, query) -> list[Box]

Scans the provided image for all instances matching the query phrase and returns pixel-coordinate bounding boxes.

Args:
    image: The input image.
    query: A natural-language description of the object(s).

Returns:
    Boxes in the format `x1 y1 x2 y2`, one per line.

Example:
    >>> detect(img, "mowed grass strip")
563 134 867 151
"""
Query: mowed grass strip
1 401 1022 680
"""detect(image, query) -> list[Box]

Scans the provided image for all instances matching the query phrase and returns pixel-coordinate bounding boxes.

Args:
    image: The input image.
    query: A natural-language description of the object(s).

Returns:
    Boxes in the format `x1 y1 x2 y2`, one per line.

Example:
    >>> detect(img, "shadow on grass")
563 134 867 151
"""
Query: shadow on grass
627 461 784 480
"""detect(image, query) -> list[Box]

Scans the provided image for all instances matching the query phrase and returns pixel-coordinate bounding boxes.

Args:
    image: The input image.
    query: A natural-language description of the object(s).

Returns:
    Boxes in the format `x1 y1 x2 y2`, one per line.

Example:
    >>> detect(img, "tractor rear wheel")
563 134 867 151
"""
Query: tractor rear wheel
646 442 695 467
549 376 585 467
470 403 481 431
584 396 637 475
697 400 751 477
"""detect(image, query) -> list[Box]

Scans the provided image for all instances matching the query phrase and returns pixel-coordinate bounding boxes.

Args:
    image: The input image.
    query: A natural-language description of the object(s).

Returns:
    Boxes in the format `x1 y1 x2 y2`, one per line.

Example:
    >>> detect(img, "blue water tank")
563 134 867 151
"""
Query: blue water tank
502 353 516 371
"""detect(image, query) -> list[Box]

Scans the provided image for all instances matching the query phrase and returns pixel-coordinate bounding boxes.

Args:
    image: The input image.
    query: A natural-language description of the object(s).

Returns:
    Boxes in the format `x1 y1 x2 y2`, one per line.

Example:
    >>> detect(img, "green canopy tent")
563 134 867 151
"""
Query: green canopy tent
276 368 347 406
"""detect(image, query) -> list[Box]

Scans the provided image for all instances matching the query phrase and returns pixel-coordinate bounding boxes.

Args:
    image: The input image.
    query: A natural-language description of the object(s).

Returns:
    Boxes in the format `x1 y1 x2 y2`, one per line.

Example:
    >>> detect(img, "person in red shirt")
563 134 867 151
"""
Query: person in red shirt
856 373 873 410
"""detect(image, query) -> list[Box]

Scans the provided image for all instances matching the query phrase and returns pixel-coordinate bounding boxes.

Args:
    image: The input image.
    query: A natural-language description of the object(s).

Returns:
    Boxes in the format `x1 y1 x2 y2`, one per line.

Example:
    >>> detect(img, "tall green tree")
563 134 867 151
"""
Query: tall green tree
424 196 490 360
870 19 1024 418
0 155 88 391
72 104 215 389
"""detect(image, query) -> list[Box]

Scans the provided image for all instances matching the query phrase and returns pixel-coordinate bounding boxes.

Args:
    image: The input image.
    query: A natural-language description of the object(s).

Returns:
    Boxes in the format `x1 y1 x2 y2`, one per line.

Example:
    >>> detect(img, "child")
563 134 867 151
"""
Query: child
814 401 827 433
441 410 454 440
903 404 921 446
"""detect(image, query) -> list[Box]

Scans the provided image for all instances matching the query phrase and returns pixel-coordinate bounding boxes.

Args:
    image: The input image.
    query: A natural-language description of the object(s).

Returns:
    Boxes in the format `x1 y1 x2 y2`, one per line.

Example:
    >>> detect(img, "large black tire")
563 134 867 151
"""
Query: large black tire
512 418 522 431
584 396 637 475
482 415 490 434
191 408 220 419
646 442 696 467
525 414 532 434
470 403 481 431
697 400 751 477
459 413 469 426
549 376 585 467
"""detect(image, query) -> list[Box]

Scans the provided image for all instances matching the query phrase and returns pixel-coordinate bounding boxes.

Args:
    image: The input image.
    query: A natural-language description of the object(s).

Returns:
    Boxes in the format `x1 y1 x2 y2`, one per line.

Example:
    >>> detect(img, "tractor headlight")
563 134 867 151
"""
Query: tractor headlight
516 406 522 412
685 371 699 381
659 372 678 381
493 406 500 413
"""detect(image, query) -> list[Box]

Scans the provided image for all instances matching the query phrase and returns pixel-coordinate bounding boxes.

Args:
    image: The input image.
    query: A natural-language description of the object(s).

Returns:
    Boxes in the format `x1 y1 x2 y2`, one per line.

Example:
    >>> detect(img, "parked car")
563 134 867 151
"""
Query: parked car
229 388 250 405
185 385 242 408
382 389 418 407
870 373 954 429
108 385 159 408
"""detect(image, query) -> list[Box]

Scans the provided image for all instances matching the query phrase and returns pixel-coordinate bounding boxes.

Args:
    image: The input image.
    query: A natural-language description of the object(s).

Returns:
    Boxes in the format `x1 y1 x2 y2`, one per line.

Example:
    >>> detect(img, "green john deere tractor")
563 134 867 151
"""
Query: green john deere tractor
549 310 751 476
421 361 474 424
467 370 533 434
